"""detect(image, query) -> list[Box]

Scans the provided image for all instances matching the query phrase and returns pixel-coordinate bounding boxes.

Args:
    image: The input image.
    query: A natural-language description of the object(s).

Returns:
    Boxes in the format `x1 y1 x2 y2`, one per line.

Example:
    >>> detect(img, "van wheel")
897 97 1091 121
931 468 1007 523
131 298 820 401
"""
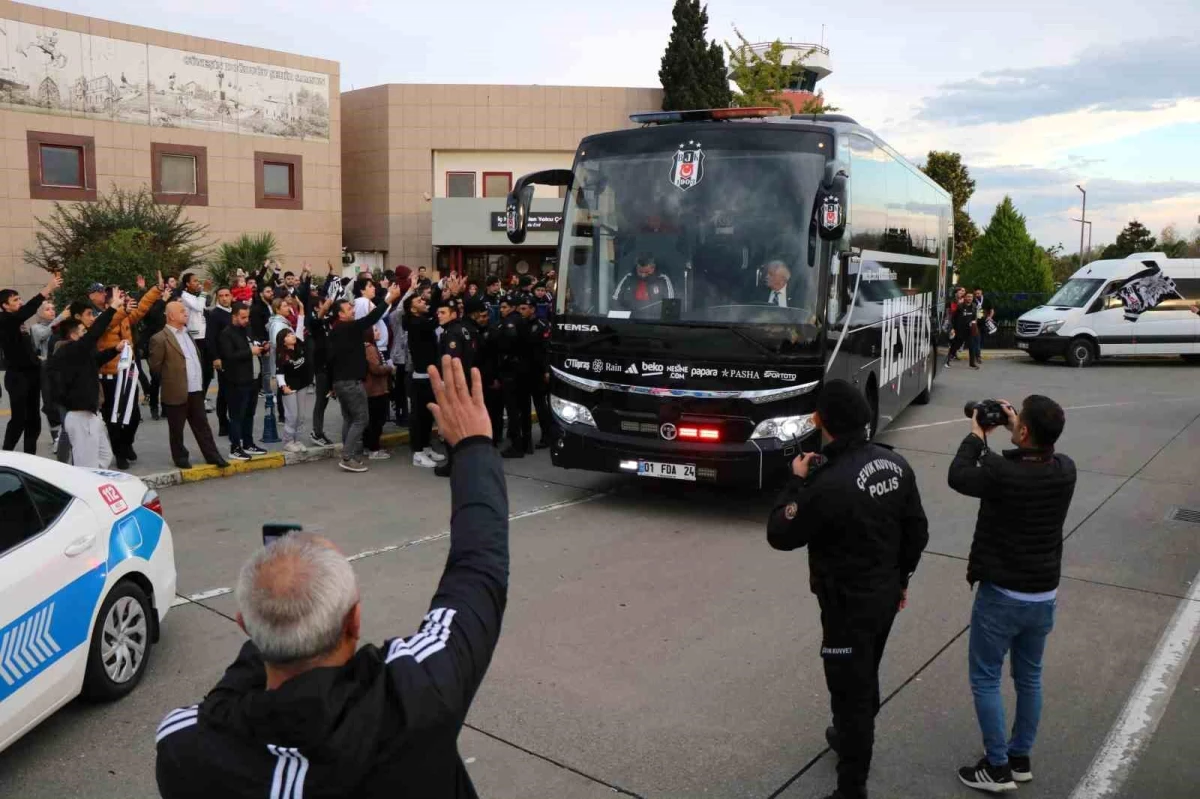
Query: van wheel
82 581 153 702
1065 338 1097 368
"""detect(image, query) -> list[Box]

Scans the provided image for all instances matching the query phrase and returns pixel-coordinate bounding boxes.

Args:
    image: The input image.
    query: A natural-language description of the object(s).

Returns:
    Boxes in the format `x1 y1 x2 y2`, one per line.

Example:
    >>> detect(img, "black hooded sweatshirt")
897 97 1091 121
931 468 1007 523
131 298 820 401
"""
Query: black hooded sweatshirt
155 438 509 799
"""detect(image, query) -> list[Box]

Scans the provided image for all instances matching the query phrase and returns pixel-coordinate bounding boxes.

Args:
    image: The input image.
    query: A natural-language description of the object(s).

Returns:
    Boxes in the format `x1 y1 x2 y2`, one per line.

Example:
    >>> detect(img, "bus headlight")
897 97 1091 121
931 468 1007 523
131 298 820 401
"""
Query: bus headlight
1042 319 1065 334
550 395 596 427
751 414 816 442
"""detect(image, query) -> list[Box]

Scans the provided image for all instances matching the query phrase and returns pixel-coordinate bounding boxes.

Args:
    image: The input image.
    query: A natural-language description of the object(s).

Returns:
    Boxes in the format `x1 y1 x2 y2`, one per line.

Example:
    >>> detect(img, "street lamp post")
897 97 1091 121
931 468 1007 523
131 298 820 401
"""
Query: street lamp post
1071 217 1092 265
1076 184 1087 267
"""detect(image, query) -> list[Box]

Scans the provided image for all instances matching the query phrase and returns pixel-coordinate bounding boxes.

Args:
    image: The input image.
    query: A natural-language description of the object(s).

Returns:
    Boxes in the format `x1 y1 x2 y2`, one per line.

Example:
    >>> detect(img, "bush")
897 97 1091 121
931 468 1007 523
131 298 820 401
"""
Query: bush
24 186 208 301
210 232 279 289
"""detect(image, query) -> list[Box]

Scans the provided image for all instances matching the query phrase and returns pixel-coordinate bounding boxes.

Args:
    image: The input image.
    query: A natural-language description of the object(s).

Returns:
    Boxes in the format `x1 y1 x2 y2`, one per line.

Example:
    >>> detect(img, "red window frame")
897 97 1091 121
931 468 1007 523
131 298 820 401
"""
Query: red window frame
482 171 513 198
27 131 97 201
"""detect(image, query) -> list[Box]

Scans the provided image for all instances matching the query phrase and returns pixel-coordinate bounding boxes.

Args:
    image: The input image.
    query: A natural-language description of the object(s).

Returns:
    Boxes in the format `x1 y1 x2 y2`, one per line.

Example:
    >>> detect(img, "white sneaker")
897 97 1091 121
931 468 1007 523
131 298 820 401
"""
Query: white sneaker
285 441 306 453
423 447 446 463
368 450 391 460
412 451 437 468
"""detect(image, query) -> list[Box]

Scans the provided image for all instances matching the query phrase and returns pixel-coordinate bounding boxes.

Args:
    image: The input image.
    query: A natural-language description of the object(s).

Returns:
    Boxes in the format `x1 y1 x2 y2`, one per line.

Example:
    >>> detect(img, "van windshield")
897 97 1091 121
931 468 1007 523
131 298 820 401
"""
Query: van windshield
1046 278 1104 308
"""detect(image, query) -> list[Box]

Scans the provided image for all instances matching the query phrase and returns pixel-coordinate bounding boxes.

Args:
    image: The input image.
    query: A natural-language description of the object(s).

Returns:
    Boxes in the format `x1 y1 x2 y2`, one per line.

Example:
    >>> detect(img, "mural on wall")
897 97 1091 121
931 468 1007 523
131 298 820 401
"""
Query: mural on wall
0 20 329 140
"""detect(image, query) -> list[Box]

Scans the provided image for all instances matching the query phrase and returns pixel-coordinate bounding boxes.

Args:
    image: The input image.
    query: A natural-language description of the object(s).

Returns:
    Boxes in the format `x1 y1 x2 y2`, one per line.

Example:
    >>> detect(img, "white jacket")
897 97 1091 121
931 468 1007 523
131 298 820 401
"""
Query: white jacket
180 290 208 338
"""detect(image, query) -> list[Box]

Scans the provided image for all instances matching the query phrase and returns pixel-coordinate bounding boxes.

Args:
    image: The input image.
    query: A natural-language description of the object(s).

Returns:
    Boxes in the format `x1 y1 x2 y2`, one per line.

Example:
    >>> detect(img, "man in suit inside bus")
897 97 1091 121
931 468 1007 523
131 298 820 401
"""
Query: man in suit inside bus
759 260 801 308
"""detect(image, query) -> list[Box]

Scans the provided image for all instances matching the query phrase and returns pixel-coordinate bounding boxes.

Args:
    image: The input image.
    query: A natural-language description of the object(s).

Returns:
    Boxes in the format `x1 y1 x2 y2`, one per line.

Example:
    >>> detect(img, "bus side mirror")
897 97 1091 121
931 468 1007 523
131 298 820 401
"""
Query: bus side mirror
506 169 575 244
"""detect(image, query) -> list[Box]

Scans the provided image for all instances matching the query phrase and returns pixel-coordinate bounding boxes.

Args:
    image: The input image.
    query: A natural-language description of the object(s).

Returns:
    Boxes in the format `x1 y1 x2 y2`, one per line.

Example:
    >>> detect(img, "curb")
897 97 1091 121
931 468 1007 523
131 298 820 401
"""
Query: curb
142 428 413 489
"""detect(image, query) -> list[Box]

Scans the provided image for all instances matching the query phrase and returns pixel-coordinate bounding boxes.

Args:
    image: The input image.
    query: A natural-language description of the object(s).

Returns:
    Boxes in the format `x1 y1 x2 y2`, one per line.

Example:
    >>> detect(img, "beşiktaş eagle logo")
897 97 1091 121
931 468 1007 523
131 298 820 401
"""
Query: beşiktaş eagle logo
671 141 704 191
1104 261 1183 322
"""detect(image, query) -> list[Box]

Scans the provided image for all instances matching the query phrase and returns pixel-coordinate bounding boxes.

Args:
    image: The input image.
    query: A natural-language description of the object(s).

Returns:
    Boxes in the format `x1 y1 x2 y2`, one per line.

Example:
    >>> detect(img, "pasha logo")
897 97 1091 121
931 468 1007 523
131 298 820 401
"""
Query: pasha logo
557 323 600 332
726 369 761 380
671 141 704 191
565 359 591 371
763 370 797 381
641 361 665 377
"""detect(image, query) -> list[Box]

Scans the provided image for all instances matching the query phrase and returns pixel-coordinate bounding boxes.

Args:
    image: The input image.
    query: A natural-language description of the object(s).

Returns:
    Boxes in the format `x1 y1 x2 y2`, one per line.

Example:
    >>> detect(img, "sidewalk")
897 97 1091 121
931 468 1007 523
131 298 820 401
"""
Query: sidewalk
2 351 1032 486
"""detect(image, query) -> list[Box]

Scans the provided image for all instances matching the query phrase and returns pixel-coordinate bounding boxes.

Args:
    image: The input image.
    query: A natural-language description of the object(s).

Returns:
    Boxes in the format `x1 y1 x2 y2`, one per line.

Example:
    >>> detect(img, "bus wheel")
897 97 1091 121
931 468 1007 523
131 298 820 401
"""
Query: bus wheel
866 381 879 440
1066 337 1097 368
914 363 933 405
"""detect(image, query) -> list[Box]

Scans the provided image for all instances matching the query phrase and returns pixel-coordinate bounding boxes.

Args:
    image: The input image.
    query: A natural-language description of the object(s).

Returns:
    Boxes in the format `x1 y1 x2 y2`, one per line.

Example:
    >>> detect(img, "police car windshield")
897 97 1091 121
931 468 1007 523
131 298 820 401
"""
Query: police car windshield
1046 278 1104 308
556 128 830 338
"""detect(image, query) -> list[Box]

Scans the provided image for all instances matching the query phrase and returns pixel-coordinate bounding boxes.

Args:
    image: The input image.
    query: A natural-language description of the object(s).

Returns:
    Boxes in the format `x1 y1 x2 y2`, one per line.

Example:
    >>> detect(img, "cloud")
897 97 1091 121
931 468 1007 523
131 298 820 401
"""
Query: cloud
918 37 1200 125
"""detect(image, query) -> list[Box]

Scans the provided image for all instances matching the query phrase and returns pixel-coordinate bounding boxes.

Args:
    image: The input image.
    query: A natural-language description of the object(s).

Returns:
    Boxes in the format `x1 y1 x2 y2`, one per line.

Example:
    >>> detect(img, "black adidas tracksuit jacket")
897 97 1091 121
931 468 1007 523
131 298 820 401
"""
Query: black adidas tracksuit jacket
155 438 509 798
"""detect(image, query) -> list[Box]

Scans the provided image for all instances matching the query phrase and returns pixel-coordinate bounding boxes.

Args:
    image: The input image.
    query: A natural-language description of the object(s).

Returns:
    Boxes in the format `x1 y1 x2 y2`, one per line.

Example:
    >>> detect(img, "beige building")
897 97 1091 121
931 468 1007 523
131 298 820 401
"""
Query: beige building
0 1 341 297
341 84 662 282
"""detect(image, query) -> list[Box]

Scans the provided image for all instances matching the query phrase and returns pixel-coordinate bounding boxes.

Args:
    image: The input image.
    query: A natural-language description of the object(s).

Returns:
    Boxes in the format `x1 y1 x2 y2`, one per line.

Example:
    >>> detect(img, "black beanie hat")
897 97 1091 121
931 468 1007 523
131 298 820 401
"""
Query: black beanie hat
815 379 872 437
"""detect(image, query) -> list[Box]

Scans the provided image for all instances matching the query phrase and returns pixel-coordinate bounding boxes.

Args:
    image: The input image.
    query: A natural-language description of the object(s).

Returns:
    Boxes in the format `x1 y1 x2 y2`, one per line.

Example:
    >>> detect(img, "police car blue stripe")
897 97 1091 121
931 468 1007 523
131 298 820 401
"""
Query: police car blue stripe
0 505 166 704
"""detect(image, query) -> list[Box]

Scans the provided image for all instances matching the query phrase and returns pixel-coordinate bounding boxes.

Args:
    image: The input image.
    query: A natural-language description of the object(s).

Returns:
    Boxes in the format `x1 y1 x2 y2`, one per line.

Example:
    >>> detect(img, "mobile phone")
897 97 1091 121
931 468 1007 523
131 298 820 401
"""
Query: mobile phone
262 522 303 547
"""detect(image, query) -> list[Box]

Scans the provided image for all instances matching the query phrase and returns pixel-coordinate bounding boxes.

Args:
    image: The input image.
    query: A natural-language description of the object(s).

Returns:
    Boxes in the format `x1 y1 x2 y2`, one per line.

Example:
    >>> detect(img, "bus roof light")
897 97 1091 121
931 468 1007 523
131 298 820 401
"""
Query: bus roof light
630 107 781 125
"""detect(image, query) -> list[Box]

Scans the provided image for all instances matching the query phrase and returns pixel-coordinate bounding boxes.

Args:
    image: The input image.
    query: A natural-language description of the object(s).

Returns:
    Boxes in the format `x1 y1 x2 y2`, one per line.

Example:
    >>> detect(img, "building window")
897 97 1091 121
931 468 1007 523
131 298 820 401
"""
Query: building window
254 151 303 210
483 172 512 198
446 171 476 198
26 131 96 201
151 143 208 206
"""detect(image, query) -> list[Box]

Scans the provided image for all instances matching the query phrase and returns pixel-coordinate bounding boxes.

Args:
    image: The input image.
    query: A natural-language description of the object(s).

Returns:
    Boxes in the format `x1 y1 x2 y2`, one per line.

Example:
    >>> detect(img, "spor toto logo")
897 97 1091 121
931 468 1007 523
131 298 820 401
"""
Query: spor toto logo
660 423 678 441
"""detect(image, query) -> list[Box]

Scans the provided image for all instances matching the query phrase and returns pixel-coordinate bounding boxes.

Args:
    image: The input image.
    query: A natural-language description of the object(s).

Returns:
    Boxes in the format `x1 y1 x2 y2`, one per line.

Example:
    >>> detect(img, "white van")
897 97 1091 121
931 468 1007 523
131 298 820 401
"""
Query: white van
1015 254 1199 366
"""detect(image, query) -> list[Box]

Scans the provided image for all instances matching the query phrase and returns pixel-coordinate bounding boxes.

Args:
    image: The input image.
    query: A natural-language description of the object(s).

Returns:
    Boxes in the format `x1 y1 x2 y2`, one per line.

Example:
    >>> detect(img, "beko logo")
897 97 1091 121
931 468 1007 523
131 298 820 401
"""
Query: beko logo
641 361 665 376
557 323 600 332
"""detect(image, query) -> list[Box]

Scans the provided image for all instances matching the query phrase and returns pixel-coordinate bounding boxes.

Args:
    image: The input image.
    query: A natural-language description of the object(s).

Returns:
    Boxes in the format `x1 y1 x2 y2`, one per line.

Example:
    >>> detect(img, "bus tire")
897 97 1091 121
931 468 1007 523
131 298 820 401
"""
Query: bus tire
1065 337 1097 368
866 380 879 440
914 360 934 405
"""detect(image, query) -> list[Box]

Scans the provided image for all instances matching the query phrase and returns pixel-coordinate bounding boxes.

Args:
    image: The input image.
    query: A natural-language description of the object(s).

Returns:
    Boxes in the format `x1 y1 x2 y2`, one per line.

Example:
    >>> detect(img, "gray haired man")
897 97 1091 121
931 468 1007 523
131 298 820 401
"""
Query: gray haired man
155 356 510 798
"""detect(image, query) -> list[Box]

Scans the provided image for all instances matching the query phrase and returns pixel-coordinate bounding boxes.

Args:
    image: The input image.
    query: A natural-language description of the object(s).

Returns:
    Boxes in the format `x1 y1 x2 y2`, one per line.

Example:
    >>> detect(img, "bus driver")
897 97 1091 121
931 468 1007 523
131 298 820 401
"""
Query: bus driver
612 254 676 313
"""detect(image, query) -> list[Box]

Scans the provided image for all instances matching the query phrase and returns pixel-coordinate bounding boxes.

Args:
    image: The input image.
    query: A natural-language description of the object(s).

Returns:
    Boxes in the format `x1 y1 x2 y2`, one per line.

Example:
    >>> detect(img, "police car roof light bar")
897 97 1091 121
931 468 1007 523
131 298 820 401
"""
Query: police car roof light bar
629 107 781 125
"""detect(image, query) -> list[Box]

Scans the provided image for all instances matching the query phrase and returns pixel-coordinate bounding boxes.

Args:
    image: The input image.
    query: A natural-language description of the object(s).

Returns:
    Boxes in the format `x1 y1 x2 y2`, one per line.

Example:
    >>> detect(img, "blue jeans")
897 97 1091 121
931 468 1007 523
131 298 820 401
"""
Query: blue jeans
969 582 1056 766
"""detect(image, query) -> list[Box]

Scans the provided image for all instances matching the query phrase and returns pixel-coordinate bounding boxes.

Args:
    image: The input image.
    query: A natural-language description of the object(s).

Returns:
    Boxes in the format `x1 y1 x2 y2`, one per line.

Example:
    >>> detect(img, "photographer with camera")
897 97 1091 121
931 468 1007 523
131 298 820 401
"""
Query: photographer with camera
155 356 509 798
949 396 1076 793
766 380 929 799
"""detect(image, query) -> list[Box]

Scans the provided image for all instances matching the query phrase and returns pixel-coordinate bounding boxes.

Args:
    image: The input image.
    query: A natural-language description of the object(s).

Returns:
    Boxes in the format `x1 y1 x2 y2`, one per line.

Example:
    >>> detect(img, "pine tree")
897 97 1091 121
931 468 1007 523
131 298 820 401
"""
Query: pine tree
659 0 731 111
959 196 1053 296
1100 220 1157 259
921 151 979 263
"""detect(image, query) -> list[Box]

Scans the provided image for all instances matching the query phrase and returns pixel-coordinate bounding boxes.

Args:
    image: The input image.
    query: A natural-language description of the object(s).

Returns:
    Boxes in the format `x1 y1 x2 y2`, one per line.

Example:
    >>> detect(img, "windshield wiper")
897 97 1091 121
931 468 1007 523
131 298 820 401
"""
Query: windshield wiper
676 322 779 357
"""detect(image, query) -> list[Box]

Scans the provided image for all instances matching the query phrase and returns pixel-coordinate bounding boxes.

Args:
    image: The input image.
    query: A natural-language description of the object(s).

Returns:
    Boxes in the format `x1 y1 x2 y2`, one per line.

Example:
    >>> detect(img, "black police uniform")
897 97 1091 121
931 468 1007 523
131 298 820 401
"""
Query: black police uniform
403 309 439 455
767 433 929 799
497 306 531 455
156 439 509 799
431 317 477 477
526 313 552 448
473 316 506 444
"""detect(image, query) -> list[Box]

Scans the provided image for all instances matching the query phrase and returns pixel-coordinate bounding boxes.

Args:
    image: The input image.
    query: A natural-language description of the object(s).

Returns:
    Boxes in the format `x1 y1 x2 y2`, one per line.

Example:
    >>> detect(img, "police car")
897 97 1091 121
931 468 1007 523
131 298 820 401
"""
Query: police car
0 453 176 754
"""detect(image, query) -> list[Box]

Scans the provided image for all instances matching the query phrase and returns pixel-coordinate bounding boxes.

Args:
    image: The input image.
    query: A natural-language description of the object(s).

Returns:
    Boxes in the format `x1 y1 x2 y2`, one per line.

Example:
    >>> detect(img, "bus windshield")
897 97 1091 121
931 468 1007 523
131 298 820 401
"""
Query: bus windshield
1046 278 1105 308
556 131 830 343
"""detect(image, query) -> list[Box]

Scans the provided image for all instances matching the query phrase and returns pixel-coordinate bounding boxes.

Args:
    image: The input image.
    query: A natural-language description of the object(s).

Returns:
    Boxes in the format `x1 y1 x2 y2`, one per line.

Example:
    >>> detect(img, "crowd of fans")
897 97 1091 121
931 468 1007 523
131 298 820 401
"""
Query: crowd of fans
0 261 559 475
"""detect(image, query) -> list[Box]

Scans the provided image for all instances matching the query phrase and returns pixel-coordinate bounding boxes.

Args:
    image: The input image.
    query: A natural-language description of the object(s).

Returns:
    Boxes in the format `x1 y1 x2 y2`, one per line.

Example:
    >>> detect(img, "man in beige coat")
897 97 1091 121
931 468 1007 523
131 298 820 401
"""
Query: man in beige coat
150 301 228 470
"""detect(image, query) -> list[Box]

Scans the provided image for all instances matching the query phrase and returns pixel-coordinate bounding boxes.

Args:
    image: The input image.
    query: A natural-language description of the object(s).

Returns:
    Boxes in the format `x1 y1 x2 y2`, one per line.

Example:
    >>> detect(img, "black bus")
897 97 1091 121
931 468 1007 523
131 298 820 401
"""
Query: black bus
504 108 952 488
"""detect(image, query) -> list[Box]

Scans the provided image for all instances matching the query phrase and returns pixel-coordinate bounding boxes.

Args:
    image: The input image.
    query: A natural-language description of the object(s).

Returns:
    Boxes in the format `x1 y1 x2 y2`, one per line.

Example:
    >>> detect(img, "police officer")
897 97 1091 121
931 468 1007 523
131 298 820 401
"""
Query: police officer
766 380 929 799
517 294 552 450
497 294 531 458
467 296 505 444
430 299 476 478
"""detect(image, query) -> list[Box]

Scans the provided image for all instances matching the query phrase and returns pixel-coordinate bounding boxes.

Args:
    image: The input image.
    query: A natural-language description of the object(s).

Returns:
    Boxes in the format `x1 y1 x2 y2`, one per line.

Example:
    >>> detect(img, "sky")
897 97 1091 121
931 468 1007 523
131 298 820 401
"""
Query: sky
40 0 1200 250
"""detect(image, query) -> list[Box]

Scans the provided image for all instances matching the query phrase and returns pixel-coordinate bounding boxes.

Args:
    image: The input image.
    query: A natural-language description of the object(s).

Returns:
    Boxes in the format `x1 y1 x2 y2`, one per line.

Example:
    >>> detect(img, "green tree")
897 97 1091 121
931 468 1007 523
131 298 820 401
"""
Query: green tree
920 151 979 263
725 29 838 114
658 0 731 111
959 196 1054 296
24 186 208 301
211 231 280 288
1100 219 1156 259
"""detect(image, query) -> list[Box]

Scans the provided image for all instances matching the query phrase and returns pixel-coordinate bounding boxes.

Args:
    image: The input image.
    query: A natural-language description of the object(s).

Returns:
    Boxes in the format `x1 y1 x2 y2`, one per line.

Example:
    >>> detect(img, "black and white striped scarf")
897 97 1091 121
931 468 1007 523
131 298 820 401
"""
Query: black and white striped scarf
109 346 140 426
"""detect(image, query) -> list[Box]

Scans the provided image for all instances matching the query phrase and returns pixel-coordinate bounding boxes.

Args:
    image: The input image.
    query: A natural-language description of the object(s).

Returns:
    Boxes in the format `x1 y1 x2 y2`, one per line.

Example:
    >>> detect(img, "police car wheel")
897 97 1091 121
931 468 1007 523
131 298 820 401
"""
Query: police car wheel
82 580 153 702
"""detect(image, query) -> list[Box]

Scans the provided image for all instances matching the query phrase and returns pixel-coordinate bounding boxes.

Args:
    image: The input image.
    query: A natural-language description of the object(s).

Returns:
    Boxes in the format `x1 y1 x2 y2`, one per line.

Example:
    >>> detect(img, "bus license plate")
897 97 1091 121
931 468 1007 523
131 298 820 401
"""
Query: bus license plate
638 461 696 481
1016 341 1029 350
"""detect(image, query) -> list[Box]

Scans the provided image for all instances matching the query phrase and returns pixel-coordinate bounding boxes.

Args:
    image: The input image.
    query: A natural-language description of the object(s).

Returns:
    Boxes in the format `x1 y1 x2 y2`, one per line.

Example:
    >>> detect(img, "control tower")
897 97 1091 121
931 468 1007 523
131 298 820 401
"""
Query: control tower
734 41 832 110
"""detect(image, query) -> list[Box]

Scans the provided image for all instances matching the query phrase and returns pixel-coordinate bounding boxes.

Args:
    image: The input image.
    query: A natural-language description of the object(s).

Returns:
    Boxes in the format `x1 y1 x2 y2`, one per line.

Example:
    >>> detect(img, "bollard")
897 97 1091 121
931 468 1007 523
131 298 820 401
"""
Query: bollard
261 389 281 443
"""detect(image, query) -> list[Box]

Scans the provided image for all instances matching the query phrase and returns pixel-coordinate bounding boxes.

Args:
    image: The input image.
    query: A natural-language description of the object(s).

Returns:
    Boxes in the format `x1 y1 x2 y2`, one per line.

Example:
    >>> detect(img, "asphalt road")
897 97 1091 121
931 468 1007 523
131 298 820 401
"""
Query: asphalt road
1 357 1198 799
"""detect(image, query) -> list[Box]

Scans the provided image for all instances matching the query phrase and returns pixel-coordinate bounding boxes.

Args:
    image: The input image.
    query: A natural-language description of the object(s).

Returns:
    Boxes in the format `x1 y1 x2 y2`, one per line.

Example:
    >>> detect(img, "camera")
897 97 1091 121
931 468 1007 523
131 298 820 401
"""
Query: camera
964 399 1009 428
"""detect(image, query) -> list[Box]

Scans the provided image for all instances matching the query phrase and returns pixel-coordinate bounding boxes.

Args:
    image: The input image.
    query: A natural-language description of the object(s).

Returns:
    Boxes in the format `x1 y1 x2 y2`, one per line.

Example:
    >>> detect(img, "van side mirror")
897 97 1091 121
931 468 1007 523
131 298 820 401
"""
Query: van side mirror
505 169 574 244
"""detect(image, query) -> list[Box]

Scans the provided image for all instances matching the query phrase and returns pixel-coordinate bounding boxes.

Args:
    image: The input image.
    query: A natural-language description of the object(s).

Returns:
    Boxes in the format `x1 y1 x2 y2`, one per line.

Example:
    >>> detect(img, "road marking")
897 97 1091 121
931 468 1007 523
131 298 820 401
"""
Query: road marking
887 396 1197 433
170 492 610 609
1068 567 1200 799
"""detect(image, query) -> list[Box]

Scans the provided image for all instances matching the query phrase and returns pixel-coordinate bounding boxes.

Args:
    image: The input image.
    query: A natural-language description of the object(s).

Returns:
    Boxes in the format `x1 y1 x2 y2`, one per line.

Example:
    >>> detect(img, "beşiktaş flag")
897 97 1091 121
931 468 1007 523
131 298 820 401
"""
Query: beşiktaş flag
109 345 140 426
1105 261 1183 322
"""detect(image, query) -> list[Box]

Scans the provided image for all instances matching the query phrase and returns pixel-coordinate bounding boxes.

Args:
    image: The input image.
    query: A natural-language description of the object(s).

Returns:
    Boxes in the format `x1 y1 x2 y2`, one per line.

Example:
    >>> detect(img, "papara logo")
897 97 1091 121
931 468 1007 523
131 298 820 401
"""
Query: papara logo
557 323 599 332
